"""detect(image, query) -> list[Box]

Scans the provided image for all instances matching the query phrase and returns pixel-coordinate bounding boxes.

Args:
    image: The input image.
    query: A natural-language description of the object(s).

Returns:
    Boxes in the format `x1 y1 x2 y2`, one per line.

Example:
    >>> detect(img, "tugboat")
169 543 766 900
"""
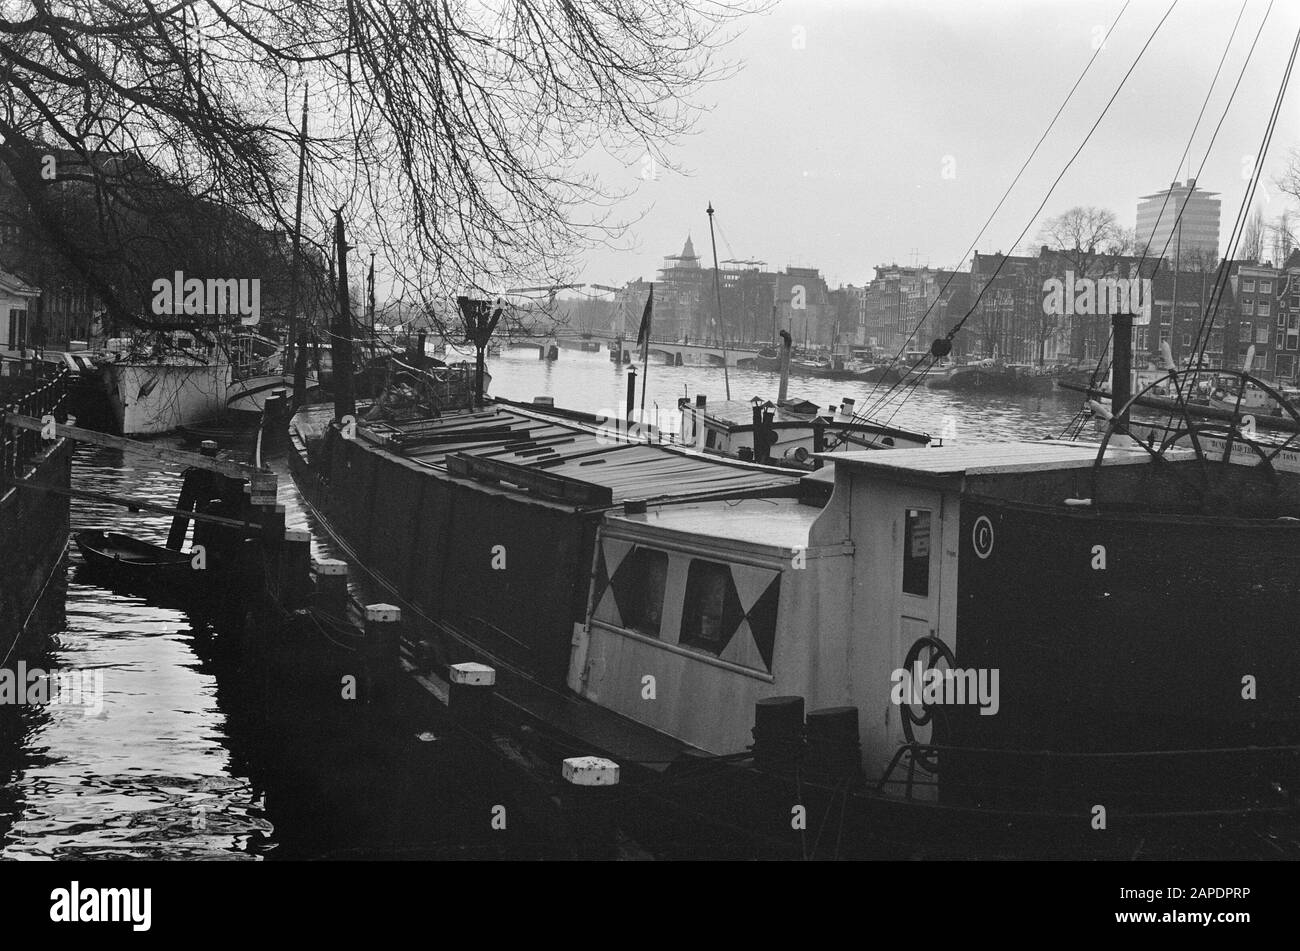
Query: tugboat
662 333 931 465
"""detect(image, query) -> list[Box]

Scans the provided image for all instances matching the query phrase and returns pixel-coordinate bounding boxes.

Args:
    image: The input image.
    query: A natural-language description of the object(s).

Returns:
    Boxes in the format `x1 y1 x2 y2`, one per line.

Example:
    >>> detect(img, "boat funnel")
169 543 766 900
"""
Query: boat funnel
777 330 792 404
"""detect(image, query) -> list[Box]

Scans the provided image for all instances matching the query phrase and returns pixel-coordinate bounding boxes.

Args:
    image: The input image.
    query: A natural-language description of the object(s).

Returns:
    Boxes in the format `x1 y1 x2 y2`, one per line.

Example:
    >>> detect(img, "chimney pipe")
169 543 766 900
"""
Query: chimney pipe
1111 312 1133 428
777 330 792 404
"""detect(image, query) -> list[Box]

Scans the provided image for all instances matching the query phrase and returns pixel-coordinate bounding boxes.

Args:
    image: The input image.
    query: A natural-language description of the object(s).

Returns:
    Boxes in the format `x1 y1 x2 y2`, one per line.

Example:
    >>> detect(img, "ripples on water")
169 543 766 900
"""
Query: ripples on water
0 351 1092 859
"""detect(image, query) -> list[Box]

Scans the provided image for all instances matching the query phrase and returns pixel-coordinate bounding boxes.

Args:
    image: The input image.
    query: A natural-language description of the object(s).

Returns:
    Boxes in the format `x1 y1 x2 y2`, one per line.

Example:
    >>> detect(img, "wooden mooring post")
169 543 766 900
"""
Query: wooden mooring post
447 662 495 734
280 529 312 609
363 603 402 703
560 756 621 859
313 558 350 617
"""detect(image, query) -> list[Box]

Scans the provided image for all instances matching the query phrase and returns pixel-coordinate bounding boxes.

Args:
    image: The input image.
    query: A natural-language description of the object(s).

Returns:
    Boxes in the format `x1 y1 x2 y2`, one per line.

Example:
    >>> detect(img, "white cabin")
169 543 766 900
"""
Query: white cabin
572 441 1161 795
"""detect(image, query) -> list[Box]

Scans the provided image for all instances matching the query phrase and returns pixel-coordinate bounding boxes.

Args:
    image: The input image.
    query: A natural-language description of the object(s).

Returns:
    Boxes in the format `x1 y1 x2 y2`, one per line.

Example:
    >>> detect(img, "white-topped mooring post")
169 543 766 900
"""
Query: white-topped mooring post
280 528 312 608
313 557 349 617
448 662 495 732
561 756 621 858
364 603 402 702
562 756 620 787
261 502 286 552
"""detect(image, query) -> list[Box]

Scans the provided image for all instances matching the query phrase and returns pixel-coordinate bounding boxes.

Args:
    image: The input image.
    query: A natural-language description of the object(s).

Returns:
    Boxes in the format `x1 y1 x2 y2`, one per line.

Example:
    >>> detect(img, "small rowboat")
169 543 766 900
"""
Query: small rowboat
176 416 260 446
74 530 197 583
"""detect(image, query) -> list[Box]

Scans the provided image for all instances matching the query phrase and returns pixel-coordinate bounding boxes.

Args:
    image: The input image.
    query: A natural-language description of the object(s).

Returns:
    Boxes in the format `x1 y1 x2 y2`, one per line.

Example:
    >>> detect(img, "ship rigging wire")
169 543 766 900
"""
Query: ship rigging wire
897 0 1178 384
1189 22 1300 377
837 0 1176 442
859 0 1135 411
1059 0 1266 438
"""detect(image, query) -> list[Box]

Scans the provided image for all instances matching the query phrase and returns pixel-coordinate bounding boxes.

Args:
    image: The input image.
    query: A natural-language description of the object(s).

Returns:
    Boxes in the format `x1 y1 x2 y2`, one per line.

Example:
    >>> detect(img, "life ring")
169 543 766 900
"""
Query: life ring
899 635 957 773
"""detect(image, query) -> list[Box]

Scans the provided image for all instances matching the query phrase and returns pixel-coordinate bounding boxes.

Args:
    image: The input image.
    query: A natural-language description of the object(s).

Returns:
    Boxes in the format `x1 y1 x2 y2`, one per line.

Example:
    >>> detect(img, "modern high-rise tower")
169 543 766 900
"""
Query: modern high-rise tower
1135 179 1221 266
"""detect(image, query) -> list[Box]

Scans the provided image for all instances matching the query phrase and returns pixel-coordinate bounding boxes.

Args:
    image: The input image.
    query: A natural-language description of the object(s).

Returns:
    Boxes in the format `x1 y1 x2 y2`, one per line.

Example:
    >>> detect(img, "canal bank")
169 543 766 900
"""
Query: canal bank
1 431 573 858
1 367 73 649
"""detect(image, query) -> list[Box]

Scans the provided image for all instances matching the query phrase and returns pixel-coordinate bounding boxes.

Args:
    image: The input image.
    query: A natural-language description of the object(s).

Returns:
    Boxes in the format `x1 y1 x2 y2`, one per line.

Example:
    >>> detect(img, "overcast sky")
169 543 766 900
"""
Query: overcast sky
575 0 1300 289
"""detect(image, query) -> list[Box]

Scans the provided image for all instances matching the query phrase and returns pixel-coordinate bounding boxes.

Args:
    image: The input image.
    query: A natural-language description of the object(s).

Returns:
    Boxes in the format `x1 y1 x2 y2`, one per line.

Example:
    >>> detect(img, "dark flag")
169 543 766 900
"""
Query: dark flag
636 284 654 347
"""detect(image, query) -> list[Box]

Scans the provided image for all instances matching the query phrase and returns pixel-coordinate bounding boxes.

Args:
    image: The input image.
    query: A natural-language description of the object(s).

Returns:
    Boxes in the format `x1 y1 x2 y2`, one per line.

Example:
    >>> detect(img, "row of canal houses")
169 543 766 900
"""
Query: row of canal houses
846 247 1300 382
0 147 329 368
624 236 1300 382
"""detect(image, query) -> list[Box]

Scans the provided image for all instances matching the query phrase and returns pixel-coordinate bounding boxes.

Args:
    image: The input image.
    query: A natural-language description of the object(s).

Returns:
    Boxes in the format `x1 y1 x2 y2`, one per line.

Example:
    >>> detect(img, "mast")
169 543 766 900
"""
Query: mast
772 278 778 343
286 85 308 389
331 210 356 420
367 250 376 360
1173 218 1180 366
640 285 651 421
706 202 730 400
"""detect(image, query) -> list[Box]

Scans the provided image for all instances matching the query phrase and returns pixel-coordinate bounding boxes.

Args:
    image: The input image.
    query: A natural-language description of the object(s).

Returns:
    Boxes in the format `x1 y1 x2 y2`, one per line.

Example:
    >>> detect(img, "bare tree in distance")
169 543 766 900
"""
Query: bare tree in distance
0 0 760 338
1241 205 1267 263
1269 210 1295 265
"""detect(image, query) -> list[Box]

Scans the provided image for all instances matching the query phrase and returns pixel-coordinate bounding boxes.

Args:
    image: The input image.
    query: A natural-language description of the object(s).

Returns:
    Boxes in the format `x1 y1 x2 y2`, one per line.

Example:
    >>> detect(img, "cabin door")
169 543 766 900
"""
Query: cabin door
894 489 952 785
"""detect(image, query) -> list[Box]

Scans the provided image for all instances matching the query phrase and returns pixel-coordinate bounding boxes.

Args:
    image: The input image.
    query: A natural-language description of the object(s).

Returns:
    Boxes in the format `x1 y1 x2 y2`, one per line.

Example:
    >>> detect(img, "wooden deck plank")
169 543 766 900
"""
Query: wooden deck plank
2 412 263 480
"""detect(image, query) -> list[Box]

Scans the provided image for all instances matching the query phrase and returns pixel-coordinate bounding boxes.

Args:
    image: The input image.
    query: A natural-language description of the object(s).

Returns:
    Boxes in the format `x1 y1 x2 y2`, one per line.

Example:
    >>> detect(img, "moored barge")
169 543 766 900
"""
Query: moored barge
285 364 1300 853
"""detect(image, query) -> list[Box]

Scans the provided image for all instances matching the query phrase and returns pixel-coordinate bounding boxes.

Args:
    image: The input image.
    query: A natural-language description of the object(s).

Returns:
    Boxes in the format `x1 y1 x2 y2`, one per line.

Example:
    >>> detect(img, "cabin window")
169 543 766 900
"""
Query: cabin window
619 547 669 637
681 559 741 655
902 509 932 597
6 308 26 349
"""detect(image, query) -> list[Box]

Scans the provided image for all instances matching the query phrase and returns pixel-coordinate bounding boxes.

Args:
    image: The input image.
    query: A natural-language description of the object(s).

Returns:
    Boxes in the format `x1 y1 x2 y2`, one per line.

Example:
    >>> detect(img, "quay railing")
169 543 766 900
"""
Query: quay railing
1 362 70 480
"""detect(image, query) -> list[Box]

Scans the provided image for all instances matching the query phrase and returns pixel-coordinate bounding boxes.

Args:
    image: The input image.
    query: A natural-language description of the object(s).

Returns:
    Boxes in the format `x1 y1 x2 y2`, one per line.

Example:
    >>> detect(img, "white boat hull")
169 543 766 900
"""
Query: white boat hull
104 362 231 435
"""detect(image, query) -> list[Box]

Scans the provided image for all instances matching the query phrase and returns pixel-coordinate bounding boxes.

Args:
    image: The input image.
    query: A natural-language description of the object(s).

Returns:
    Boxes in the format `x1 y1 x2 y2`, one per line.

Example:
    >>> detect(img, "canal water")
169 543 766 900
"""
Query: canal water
0 349 1090 859
488 345 1083 443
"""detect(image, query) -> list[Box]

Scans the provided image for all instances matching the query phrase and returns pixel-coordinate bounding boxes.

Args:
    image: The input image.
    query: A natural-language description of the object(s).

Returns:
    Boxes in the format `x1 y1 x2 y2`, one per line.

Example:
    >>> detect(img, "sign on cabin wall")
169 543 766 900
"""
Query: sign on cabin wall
1127 422 1300 474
